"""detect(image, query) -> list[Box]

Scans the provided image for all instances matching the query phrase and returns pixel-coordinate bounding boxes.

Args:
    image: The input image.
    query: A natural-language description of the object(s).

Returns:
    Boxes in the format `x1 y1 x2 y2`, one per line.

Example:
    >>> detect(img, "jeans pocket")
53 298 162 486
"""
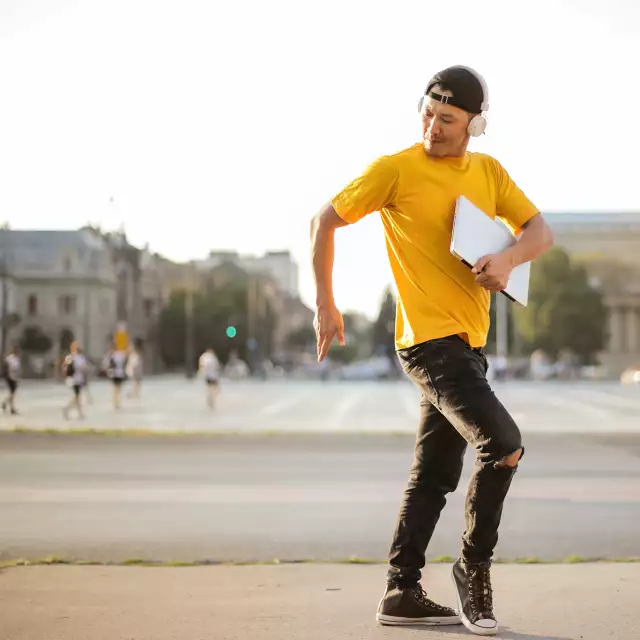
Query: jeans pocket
398 343 441 408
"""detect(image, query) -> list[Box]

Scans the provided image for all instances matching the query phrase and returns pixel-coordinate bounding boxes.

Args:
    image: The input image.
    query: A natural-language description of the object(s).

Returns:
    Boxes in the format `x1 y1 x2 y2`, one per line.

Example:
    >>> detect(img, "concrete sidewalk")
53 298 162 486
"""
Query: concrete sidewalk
1 563 638 640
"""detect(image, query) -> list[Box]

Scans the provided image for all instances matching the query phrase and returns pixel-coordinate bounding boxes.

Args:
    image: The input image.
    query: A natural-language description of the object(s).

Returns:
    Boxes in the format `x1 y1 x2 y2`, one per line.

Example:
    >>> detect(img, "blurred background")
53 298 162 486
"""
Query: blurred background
0 0 639 566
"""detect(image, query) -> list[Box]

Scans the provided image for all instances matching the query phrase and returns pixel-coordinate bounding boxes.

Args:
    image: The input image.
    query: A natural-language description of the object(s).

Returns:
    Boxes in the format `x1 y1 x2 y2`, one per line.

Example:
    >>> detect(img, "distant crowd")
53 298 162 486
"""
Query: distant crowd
2 343 225 418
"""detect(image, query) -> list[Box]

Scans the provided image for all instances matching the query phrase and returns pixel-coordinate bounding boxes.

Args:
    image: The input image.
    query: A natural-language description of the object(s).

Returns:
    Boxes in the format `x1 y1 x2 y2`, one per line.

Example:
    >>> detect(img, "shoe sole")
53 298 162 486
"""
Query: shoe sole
376 599 461 626
377 613 462 626
451 567 498 636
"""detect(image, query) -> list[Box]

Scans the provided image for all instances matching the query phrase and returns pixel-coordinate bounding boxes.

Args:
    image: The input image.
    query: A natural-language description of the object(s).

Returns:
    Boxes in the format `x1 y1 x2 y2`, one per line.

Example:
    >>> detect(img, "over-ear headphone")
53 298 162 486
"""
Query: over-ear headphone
418 65 489 138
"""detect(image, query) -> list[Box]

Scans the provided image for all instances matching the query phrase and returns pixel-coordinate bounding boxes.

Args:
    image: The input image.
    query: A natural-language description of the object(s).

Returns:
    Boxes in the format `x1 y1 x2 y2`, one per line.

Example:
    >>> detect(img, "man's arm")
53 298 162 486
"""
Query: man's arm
310 202 348 308
503 213 554 267
310 202 348 361
473 213 554 290
310 154 398 359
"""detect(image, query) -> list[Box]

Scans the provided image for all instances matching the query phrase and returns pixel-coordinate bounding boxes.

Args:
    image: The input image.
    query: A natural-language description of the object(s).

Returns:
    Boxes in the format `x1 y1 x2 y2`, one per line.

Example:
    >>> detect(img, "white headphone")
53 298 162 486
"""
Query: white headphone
419 65 490 138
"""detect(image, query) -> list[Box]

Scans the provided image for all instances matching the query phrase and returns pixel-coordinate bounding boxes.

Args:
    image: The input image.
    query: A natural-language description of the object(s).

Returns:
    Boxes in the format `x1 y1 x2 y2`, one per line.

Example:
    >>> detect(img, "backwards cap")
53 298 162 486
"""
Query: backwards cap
425 66 488 115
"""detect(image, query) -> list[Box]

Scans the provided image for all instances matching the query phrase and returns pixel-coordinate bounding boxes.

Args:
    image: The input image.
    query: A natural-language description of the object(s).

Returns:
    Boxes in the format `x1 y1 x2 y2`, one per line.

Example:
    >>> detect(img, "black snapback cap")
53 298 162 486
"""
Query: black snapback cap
425 66 485 114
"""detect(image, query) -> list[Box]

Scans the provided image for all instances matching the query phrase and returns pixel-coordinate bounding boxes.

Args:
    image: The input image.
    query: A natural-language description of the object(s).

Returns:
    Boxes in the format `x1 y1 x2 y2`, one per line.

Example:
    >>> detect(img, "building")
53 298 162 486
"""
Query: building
198 250 299 298
0 249 19 358
0 229 118 372
0 228 168 375
546 212 640 374
205 261 312 358
96 229 166 371
195 249 311 362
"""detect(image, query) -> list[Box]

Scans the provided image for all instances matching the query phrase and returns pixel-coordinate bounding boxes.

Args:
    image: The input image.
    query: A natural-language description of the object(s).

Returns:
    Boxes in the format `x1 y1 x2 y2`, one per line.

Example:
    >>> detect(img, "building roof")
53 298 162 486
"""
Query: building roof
0 229 108 273
545 212 640 231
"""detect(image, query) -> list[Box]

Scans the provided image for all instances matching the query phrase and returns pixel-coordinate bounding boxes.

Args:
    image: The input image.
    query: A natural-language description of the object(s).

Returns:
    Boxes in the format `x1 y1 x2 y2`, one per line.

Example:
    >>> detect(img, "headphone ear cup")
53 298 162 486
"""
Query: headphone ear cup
417 96 424 113
467 114 487 137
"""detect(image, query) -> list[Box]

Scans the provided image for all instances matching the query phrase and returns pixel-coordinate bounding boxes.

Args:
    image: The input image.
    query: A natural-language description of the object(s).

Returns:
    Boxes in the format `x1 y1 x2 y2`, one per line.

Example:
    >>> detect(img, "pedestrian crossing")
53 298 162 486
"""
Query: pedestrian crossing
1 377 638 434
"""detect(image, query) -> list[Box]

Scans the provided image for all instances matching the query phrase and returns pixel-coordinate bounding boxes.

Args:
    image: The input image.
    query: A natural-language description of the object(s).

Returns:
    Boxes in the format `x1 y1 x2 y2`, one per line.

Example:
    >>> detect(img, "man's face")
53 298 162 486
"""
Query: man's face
421 85 471 158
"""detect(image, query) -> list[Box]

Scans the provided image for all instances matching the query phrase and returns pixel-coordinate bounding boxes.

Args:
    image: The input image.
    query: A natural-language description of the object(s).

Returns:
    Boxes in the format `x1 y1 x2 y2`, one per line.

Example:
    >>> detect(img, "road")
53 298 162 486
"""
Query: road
1 428 639 562
1 376 639 434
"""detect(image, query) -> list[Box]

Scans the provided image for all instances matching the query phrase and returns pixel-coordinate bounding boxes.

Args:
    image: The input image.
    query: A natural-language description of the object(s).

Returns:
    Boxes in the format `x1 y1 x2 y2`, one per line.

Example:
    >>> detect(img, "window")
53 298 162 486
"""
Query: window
63 256 73 272
28 294 38 316
143 298 154 319
58 295 77 316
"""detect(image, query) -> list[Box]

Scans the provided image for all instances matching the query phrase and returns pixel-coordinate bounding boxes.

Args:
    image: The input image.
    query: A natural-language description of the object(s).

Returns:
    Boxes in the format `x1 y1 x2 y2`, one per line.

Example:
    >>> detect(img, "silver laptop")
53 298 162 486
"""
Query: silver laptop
450 196 530 306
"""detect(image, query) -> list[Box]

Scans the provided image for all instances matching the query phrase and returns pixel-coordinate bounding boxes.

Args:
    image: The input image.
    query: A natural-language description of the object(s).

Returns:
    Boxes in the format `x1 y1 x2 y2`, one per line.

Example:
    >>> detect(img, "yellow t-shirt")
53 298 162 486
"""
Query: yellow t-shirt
332 143 538 349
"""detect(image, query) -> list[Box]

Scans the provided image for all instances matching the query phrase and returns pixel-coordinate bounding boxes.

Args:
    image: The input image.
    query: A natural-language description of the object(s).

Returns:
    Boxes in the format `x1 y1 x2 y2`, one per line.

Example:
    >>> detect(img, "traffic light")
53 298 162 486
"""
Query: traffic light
226 326 237 339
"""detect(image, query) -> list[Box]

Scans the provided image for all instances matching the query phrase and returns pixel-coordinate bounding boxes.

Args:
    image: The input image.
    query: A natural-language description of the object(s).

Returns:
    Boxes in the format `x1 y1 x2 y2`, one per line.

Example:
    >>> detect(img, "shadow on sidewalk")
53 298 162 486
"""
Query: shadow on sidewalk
493 632 572 640
392 627 573 640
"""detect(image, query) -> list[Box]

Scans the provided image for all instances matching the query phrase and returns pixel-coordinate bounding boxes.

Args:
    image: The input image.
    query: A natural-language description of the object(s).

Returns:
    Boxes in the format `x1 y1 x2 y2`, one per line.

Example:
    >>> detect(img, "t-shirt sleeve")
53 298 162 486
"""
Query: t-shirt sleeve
490 158 539 234
332 155 399 224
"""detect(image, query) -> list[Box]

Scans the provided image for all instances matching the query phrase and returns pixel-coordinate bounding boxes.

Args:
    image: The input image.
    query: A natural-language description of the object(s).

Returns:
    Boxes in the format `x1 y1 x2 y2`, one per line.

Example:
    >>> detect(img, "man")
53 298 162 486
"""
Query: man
198 348 221 409
62 341 88 420
2 346 21 415
310 65 553 636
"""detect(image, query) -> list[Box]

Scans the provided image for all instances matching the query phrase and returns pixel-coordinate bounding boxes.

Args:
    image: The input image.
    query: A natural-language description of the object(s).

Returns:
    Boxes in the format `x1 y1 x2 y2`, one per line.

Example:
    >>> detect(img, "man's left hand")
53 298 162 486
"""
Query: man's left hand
472 251 514 291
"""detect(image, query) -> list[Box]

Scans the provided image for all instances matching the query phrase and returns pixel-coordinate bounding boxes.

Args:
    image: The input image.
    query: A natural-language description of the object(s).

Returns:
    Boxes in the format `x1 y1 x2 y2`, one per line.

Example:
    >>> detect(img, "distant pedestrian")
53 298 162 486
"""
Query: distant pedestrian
2 346 21 415
126 347 143 399
62 341 88 420
199 348 221 409
78 346 93 404
104 345 128 410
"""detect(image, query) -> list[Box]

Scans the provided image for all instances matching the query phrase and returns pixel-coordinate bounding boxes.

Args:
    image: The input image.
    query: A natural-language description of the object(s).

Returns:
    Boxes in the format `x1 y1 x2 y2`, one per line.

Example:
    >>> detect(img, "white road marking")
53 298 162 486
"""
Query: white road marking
258 392 313 416
541 395 613 420
327 389 368 430
573 389 639 412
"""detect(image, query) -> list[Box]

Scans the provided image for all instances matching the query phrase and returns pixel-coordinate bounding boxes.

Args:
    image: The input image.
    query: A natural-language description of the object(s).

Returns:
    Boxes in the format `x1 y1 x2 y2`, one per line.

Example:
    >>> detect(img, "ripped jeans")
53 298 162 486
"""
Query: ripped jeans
387 335 523 587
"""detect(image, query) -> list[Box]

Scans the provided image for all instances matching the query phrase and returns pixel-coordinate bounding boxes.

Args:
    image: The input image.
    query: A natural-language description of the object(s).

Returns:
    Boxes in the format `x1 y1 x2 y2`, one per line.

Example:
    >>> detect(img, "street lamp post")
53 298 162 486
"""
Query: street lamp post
184 262 196 379
246 274 259 372
496 291 509 360
0 249 11 359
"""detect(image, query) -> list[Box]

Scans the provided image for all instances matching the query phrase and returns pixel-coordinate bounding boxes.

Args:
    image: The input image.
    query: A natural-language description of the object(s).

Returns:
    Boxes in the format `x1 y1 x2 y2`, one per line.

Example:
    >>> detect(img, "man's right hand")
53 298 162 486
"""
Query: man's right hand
314 303 345 362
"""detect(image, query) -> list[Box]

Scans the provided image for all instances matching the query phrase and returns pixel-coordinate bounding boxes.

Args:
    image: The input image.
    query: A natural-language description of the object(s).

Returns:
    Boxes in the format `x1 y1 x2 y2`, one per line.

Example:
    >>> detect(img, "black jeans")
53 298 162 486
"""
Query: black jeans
387 335 523 587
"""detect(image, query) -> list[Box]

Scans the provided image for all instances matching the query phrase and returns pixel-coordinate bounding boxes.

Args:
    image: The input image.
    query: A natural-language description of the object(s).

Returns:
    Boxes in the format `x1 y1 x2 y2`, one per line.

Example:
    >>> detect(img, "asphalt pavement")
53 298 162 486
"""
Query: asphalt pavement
1 429 639 563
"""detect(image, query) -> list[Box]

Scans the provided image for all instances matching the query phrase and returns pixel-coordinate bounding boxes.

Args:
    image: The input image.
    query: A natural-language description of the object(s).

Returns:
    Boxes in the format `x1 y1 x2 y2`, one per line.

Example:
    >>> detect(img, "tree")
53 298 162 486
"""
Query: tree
514 247 607 364
371 286 396 360
157 290 187 368
157 271 278 371
286 325 316 351
342 311 372 357
328 342 359 364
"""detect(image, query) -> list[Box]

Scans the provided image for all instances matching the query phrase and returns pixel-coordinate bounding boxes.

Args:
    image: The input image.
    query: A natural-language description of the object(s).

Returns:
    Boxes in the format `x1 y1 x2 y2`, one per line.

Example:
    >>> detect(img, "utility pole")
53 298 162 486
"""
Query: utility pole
496 292 509 359
246 274 258 371
184 262 196 379
0 250 9 359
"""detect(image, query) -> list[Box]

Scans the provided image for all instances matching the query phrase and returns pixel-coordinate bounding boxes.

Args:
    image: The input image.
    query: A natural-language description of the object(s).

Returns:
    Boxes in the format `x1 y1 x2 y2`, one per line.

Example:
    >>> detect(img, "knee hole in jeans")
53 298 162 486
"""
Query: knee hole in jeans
494 447 523 469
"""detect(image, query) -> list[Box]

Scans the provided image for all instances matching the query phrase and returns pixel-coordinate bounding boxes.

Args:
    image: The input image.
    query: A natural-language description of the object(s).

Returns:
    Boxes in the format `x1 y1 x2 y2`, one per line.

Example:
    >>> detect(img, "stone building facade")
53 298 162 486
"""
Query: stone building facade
546 212 640 375
0 228 167 375
0 229 118 372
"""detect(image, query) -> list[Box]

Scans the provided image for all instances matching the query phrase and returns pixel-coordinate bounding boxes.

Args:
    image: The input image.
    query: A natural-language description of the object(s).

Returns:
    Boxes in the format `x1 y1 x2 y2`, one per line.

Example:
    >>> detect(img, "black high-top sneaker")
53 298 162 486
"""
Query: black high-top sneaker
376 582 461 626
452 558 498 636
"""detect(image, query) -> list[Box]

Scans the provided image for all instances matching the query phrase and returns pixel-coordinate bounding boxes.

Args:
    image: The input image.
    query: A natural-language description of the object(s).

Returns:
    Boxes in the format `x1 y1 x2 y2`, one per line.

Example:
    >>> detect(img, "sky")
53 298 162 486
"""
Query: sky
1 0 639 318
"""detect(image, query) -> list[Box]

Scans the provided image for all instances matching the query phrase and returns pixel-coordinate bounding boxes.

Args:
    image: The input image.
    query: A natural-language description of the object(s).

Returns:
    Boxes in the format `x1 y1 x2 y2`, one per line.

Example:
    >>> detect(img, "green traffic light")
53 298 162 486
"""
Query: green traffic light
226 326 237 338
